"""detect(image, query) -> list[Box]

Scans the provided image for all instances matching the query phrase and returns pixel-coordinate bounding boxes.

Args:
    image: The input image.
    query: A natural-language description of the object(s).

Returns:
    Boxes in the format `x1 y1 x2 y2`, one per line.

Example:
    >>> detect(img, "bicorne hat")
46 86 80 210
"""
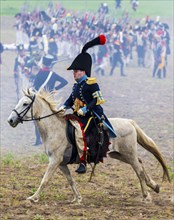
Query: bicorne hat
67 35 106 77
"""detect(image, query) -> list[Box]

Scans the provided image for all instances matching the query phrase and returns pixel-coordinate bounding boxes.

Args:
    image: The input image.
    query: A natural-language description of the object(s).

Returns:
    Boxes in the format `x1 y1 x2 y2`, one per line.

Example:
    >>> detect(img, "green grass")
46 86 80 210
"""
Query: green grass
168 160 174 180
1 152 48 166
1 153 15 165
0 0 173 19
33 215 44 220
32 153 48 163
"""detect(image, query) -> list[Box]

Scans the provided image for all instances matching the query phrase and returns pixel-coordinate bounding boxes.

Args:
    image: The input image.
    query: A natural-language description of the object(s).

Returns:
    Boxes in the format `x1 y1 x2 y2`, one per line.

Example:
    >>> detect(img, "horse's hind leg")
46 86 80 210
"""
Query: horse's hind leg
131 159 152 202
59 165 82 203
138 158 160 193
27 153 62 202
109 151 152 202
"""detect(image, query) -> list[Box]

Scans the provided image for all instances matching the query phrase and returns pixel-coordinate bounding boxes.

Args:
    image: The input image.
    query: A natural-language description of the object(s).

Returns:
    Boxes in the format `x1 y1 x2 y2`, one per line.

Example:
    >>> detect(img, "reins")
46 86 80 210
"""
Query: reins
23 109 62 122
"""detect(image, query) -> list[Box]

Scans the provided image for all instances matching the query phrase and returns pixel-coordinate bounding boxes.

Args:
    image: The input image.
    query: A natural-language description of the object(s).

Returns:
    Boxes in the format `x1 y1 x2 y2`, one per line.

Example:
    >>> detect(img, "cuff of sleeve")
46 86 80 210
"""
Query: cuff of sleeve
81 106 88 113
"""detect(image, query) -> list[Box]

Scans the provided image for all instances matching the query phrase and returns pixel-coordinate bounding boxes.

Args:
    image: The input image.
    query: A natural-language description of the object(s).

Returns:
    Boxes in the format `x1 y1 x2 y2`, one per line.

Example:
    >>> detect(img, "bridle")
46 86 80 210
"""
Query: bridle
12 95 36 123
12 94 62 123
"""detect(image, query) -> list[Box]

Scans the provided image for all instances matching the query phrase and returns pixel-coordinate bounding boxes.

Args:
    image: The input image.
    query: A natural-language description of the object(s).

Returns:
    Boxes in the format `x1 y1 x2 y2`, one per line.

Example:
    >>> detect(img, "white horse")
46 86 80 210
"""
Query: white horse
7 88 170 203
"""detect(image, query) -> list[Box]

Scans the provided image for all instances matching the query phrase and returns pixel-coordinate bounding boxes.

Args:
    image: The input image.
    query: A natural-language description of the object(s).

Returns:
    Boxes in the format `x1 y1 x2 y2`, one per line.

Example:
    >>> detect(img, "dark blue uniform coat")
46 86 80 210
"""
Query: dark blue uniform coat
33 68 68 91
64 77 114 136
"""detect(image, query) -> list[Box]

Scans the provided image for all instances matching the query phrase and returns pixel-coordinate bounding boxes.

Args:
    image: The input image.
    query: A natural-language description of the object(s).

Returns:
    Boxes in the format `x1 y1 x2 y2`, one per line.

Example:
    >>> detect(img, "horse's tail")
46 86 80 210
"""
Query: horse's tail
130 120 170 182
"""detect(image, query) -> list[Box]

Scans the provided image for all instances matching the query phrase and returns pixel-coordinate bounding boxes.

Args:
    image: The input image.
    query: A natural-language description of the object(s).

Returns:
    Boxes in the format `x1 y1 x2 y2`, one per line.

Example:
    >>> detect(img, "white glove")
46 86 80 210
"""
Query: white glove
77 107 88 116
77 108 85 116
58 105 66 112
58 105 66 117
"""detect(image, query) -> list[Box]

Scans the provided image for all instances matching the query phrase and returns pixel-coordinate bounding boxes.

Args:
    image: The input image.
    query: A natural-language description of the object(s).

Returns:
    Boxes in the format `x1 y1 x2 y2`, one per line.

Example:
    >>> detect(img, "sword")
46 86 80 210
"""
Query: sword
92 111 117 138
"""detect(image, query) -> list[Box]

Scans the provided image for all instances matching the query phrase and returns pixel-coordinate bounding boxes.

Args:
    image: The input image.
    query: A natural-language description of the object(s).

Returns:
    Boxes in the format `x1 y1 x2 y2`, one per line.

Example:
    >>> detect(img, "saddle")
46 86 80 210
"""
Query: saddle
61 114 110 165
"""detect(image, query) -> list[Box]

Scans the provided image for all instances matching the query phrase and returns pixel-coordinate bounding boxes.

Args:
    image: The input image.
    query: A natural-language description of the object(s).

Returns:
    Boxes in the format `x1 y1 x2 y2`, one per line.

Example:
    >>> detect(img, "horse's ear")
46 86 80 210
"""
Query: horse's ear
23 89 28 96
28 87 36 96
23 88 36 96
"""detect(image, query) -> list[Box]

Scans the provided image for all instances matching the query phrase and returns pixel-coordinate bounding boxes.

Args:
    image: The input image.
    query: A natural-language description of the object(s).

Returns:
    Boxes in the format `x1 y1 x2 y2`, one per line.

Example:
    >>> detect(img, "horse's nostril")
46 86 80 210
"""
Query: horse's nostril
10 119 13 123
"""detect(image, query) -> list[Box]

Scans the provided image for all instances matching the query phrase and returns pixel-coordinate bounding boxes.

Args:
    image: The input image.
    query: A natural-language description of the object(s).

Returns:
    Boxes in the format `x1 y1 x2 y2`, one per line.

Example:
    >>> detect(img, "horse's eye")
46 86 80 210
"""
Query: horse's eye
23 103 28 107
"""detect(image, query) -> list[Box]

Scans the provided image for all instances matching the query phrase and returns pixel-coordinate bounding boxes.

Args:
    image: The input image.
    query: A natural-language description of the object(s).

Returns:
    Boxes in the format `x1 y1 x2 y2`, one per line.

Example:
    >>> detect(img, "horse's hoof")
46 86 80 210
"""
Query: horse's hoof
77 197 82 204
27 196 39 203
23 200 32 208
70 196 82 204
154 184 160 193
142 193 152 203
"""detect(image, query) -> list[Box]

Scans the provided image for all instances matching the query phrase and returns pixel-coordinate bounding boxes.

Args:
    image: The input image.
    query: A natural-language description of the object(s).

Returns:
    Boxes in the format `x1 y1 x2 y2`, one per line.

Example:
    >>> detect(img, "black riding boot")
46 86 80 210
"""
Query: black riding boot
75 162 86 174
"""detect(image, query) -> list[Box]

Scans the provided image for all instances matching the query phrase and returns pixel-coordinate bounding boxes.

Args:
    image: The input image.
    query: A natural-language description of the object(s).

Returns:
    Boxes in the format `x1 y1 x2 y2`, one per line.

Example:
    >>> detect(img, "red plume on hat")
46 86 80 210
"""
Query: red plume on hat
67 35 107 77
82 34 107 53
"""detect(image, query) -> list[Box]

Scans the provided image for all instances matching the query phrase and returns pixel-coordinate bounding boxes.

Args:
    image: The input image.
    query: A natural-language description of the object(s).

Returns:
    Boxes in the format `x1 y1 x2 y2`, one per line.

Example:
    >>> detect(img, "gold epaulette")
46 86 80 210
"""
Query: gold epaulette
86 77 97 85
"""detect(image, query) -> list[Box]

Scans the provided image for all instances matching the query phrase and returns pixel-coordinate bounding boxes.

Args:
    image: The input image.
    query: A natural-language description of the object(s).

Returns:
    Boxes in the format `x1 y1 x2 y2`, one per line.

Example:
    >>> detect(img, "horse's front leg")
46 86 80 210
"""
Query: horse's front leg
27 154 62 203
59 164 82 204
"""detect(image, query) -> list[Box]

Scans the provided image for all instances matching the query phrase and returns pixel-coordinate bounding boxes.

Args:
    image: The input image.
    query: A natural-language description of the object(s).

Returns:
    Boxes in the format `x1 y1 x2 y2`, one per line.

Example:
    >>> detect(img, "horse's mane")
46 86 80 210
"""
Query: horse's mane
25 88 62 112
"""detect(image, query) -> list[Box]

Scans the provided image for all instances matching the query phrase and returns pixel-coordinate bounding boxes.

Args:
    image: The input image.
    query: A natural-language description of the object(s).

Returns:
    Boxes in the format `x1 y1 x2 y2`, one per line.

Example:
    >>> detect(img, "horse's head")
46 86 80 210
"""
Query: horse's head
7 88 36 127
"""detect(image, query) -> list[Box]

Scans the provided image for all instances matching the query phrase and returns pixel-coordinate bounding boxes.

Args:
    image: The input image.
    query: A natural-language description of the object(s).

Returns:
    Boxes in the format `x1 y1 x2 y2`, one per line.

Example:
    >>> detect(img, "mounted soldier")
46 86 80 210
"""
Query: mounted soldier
59 35 116 174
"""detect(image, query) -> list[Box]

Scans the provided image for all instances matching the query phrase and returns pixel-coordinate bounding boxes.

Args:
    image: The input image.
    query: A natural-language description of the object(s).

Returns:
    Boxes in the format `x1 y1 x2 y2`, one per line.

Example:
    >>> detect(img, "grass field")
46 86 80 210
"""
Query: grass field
0 152 173 220
1 0 173 19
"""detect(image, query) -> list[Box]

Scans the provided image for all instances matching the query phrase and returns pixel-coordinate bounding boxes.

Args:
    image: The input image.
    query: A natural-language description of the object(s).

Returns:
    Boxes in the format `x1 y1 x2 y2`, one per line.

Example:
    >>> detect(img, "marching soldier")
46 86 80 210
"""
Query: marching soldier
109 35 126 76
152 34 166 78
48 30 58 64
94 43 108 76
13 44 28 101
24 43 44 78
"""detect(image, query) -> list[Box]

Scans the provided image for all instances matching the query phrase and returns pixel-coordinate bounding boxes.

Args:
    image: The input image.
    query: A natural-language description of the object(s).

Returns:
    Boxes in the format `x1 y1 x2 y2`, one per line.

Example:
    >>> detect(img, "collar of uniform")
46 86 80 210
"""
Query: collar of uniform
76 74 88 84
41 67 50 71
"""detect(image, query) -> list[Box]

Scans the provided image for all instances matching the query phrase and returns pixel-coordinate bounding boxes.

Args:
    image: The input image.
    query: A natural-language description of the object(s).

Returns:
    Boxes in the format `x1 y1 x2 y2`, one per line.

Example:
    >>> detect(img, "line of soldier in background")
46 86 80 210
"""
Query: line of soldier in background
1 1 171 81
